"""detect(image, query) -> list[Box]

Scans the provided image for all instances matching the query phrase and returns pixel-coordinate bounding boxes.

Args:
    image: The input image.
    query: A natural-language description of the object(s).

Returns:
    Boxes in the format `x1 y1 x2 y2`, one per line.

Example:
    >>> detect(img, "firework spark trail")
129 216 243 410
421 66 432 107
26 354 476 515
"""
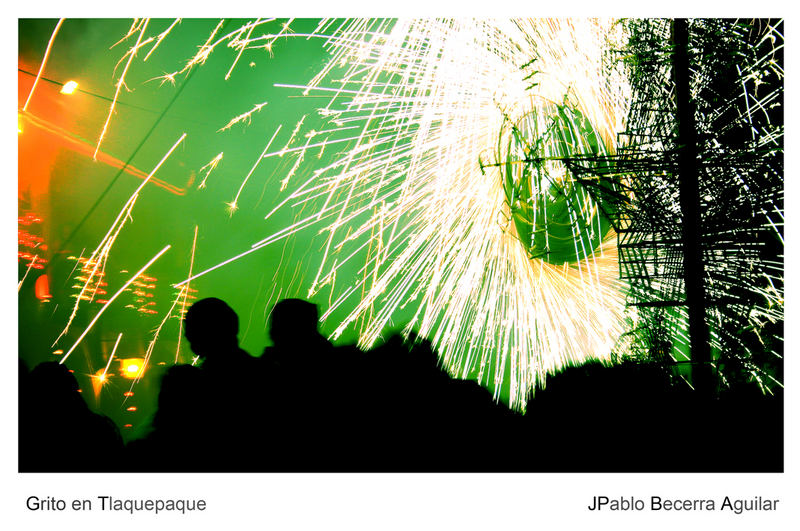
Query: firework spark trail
113 19 146 48
156 18 281 84
18 256 38 292
53 134 186 345
94 19 150 159
100 333 124 380
21 18 64 112
218 102 269 132
272 19 631 407
63 248 86 287
143 18 181 62
166 18 631 407
59 245 171 365
152 20 224 87
227 125 282 214
175 225 199 363
197 153 224 189
225 18 259 80
135 275 189 387
173 207 339 288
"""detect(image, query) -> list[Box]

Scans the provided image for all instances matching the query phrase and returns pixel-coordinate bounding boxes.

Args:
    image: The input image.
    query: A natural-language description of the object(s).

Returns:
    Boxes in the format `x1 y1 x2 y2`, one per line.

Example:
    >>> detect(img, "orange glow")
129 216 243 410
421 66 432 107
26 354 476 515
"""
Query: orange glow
119 358 145 379
18 112 186 196
126 406 137 412
35 274 52 300
91 369 107 397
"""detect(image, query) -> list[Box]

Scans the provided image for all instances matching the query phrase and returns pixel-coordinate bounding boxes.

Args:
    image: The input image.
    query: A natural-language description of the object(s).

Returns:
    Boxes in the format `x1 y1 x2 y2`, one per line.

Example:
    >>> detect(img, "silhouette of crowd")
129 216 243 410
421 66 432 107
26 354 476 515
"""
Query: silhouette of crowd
19 297 783 472
124 297 515 471
19 360 123 472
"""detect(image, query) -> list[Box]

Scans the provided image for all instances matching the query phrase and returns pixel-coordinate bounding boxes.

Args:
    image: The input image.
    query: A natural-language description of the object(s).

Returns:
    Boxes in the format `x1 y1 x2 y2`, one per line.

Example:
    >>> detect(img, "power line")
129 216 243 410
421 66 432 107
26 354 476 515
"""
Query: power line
45 64 200 266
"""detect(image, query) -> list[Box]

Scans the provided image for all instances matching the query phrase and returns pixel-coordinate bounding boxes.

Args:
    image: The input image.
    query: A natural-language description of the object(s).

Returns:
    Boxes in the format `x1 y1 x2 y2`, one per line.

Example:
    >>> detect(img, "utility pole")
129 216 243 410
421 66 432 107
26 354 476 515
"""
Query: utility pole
672 19 712 394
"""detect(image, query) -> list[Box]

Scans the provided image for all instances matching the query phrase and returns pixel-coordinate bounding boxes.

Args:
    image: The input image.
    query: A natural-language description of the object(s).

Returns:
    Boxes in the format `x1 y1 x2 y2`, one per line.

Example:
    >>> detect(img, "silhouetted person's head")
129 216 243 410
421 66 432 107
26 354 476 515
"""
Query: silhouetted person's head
269 298 321 349
184 298 239 360
27 361 84 412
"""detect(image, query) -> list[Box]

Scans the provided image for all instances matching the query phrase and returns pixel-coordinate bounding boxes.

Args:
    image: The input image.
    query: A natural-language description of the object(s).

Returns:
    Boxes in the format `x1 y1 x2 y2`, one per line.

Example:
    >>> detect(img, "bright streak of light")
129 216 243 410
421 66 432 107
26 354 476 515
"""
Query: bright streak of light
227 125 282 215
114 19 145 47
59 245 171 365
157 19 268 83
53 133 186 345
218 101 269 132
93 19 150 159
172 202 336 288
165 19 633 408
18 255 38 292
265 19 632 408
135 276 186 387
198 152 224 189
171 222 296 288
260 135 359 160
225 18 259 80
21 18 64 112
175 225 199 362
143 18 181 62
101 333 123 380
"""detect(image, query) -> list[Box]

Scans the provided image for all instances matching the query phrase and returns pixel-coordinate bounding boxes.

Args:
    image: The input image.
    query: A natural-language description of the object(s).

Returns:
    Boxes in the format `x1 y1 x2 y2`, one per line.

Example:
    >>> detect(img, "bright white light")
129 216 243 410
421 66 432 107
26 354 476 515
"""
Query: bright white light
60 80 79 94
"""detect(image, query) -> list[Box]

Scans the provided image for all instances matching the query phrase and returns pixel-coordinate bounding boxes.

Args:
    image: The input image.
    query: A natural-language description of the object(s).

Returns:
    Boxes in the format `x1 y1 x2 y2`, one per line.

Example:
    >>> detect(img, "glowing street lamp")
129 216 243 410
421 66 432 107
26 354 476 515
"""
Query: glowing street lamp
119 358 145 379
60 80 78 95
